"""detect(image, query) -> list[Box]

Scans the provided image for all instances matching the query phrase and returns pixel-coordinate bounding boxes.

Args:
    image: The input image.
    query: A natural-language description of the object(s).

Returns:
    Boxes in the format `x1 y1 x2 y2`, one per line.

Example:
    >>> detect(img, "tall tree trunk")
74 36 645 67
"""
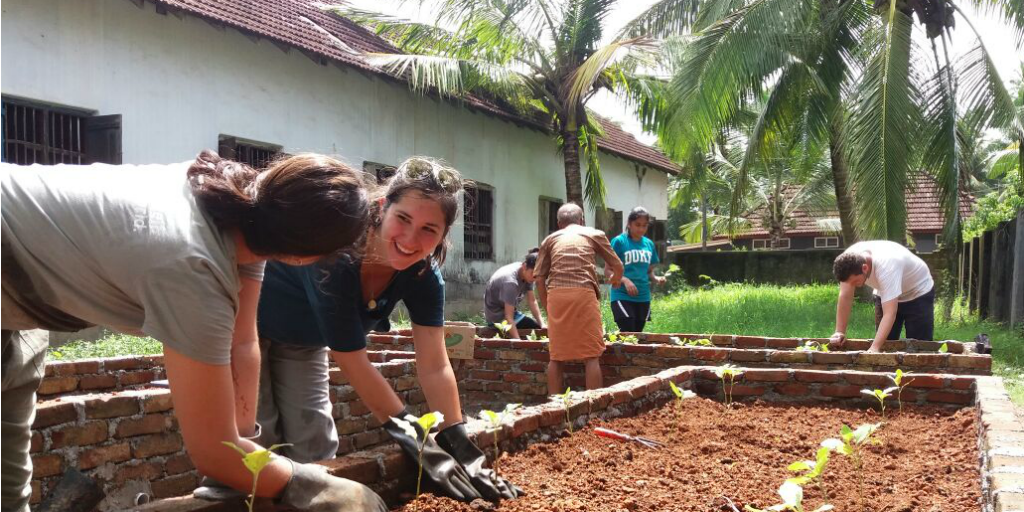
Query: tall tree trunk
701 196 708 251
561 126 584 207
828 119 858 246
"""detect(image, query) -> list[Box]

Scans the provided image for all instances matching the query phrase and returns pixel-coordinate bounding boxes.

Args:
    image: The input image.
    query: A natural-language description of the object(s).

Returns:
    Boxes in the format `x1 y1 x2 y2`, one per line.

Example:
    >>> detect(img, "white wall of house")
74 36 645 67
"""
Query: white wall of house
1 0 670 313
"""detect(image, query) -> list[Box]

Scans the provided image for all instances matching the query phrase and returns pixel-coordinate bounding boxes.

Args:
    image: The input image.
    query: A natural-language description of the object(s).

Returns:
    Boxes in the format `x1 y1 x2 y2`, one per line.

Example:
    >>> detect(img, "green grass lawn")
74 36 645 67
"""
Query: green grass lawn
47 332 162 361
603 283 1024 403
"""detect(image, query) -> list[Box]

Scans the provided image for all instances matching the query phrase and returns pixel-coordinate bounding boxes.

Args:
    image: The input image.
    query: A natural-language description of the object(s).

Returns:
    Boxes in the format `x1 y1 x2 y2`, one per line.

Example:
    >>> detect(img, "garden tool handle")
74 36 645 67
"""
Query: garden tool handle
594 427 631 442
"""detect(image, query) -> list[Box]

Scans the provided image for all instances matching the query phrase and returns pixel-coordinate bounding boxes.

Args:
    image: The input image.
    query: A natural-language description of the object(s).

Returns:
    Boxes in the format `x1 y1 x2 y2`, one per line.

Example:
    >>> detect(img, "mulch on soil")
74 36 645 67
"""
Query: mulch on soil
396 398 979 512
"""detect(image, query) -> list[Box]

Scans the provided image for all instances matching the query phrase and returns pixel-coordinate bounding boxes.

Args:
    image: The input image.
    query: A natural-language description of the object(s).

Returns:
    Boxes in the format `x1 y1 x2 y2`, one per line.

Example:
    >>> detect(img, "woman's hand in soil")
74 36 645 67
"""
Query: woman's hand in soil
436 422 524 501
621 277 638 296
384 409 481 501
278 460 387 512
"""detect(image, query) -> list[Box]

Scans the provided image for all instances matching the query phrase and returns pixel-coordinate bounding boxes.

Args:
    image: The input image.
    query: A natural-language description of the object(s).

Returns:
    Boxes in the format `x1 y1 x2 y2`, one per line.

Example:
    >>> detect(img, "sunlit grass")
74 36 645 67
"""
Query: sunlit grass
602 283 1023 403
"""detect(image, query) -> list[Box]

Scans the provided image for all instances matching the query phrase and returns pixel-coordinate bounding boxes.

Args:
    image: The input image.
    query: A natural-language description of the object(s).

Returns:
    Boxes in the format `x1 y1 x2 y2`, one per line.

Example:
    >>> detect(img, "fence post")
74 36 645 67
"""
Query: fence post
979 230 992 318
1011 210 1024 329
989 221 1012 322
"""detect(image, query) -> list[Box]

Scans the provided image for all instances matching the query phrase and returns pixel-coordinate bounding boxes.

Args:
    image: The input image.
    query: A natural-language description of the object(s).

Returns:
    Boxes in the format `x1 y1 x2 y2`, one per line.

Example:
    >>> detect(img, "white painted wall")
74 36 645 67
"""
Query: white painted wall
1 0 670 308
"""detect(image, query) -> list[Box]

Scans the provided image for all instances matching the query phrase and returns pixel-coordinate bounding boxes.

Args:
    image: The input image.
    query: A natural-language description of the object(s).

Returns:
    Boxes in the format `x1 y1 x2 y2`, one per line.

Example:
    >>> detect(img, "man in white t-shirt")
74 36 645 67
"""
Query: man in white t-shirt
829 240 935 352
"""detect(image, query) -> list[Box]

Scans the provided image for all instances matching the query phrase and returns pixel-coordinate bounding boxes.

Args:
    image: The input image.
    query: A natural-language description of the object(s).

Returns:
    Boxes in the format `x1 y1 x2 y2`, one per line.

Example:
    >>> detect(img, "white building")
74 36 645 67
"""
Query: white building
1 0 680 314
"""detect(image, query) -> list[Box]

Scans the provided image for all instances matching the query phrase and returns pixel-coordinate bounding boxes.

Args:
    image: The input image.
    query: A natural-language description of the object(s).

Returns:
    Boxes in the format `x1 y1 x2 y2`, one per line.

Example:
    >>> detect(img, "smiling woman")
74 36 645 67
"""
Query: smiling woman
192 157 523 505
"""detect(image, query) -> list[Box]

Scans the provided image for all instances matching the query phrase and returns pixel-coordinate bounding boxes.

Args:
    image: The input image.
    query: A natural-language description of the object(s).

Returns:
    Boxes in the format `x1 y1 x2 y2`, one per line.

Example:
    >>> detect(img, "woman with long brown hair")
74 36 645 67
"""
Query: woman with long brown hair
1 151 386 512
232 156 521 504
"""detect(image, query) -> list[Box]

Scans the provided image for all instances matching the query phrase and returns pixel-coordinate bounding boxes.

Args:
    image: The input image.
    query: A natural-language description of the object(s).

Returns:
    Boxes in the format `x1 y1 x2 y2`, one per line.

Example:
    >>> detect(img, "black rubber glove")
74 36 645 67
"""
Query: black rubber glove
383 409 481 501
278 460 388 512
436 422 524 501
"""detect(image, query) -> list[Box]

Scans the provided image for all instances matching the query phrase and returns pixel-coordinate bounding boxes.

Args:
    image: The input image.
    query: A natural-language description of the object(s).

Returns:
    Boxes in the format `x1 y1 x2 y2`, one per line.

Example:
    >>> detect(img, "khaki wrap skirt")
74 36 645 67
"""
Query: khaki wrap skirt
547 287 605 362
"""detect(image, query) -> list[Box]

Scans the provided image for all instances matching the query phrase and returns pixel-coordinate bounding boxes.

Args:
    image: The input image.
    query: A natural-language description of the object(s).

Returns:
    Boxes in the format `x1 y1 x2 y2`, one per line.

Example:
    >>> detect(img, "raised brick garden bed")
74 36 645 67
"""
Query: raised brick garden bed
129 365 1019 512
368 333 992 378
28 331 1002 511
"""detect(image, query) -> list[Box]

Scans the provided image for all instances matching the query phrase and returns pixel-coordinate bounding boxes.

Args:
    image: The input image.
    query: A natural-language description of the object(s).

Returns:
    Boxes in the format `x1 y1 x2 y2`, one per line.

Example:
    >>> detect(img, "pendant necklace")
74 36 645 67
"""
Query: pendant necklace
365 265 397 310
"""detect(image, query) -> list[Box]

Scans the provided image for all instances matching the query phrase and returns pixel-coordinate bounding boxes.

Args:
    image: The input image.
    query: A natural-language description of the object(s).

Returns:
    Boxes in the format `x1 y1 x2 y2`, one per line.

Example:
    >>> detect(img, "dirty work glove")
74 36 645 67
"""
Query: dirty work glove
194 424 263 501
383 408 481 501
278 460 388 512
436 422 524 501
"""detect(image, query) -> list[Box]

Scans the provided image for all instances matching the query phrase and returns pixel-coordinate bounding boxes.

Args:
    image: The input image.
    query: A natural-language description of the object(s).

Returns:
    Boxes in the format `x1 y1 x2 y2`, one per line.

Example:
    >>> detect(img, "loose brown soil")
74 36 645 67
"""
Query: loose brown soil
396 398 980 512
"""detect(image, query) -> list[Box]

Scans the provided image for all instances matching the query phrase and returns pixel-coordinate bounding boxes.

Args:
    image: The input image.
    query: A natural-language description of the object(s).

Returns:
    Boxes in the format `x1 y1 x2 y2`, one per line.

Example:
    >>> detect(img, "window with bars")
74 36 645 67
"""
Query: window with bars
538 197 563 242
1 97 121 165
218 136 282 170
464 183 494 260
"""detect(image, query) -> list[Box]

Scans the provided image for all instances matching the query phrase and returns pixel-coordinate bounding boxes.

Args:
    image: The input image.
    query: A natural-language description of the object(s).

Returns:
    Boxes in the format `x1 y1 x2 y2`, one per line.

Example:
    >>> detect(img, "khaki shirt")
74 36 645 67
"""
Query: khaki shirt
534 224 623 296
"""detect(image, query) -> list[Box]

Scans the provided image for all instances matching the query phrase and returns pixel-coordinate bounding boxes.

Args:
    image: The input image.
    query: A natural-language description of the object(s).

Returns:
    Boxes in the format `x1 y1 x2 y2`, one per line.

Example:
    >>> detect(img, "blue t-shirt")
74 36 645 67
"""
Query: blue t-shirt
257 258 445 352
609 233 659 303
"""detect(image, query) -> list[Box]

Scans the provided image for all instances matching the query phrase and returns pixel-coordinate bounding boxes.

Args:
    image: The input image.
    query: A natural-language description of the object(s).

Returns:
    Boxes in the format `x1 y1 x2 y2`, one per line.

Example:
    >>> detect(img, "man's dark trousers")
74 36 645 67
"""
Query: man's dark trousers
874 288 935 341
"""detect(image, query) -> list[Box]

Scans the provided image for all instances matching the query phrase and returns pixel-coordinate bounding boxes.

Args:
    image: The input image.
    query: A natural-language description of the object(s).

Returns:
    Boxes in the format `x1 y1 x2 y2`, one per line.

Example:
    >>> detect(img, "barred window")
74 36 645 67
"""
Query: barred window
218 136 282 170
2 97 121 165
464 183 494 260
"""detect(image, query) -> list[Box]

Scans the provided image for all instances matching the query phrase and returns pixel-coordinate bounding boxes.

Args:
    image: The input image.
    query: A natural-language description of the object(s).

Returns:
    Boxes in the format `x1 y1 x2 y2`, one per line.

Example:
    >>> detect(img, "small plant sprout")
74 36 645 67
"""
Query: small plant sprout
888 369 915 413
821 423 881 506
715 364 744 407
526 331 548 341
671 336 713 347
796 341 830 352
860 387 898 419
494 320 513 339
479 403 520 475
668 381 696 413
606 331 639 344
560 387 574 433
222 441 291 512
787 447 831 497
391 411 445 497
743 481 834 512
939 342 949 353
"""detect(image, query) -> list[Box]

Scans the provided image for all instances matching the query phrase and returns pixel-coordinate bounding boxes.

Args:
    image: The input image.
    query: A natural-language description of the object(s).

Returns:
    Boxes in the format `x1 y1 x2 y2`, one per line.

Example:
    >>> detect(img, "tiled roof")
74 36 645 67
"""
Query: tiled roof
141 0 679 174
730 173 973 238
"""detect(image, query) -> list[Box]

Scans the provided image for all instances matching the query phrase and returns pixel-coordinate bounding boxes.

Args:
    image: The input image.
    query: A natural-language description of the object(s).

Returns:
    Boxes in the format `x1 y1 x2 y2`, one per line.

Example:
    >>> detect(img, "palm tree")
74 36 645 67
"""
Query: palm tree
325 0 660 210
622 0 1023 244
675 114 838 248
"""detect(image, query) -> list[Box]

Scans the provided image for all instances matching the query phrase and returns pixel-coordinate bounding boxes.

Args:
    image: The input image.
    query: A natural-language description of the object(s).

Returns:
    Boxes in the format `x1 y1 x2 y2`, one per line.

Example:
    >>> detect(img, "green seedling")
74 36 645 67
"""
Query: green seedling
560 387 574 433
671 336 713 347
715 364 744 407
888 369 915 413
526 331 548 341
222 441 291 512
606 331 639 344
821 423 881 506
391 411 445 497
939 342 949 353
787 446 832 498
744 481 834 512
796 341 830 352
668 380 696 415
494 320 513 339
480 403 521 475
860 387 898 419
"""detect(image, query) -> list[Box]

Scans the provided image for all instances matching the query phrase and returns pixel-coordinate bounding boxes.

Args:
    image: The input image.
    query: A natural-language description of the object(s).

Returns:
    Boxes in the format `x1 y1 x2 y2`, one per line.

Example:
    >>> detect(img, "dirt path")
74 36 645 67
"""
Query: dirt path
396 398 979 512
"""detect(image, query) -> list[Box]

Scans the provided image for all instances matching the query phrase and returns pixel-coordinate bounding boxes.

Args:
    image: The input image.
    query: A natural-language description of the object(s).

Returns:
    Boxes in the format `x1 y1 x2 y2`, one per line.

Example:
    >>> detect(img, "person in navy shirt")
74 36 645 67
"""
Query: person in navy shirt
196 157 520 504
608 207 665 333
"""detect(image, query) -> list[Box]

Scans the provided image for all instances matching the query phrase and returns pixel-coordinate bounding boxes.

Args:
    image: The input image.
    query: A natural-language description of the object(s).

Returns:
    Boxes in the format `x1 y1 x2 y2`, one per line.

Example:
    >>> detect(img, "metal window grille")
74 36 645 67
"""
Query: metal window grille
464 185 494 260
814 236 839 248
234 143 279 170
2 101 87 165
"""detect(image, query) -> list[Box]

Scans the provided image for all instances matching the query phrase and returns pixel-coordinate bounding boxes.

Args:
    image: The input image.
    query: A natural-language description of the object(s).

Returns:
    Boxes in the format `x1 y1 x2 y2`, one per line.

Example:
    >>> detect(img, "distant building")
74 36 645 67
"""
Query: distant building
1 0 680 313
669 173 973 254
